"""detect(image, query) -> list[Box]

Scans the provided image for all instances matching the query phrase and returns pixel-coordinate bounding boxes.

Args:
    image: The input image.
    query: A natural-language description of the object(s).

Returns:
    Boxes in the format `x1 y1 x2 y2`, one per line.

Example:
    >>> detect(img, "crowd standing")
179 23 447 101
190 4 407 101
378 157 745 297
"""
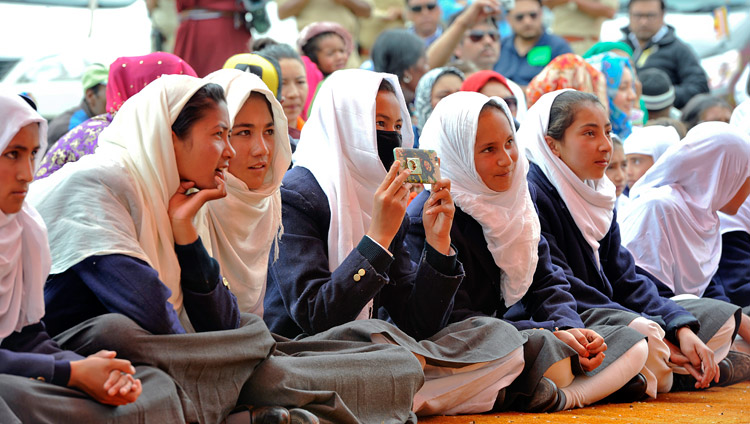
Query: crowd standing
3 0 750 422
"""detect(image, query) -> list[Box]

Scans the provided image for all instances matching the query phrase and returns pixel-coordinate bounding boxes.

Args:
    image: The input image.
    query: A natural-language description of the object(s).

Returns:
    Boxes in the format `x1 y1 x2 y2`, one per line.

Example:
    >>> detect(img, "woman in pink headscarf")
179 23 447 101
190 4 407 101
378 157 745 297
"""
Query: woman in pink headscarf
36 52 197 180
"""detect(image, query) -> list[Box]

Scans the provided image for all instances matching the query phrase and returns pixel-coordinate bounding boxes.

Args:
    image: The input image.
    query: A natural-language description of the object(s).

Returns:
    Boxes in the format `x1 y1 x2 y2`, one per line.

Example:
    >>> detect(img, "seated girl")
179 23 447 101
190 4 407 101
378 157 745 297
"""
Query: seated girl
621 122 750 368
407 91 648 410
414 66 464 140
623 125 680 189
585 52 638 139
460 70 523 120
27 75 291 424
0 91 187 423
265 68 536 416
520 89 743 397
605 134 629 214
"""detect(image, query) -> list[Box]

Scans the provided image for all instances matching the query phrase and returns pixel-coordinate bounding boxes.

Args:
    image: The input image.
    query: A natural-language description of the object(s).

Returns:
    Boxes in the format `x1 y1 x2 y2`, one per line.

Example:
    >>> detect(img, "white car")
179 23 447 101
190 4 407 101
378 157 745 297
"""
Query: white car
600 0 750 105
0 0 152 118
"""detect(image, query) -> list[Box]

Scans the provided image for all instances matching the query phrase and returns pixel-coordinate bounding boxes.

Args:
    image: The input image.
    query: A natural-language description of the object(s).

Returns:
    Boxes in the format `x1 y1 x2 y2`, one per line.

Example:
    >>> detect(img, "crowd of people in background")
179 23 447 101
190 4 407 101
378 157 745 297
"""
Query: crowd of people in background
3 0 750 422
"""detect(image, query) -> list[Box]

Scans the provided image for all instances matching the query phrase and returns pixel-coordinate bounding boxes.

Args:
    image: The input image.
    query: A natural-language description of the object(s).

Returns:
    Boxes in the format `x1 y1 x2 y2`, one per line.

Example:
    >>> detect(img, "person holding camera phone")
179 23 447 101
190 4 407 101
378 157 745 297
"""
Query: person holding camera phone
265 69 550 416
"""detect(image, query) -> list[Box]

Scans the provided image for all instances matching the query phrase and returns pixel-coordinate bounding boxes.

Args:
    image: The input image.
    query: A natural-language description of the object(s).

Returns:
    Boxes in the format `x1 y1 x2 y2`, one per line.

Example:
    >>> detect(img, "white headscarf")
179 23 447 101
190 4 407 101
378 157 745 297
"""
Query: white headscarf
29 75 211 311
720 101 750 235
0 91 49 340
621 122 750 296
623 125 680 161
292 69 413 320
419 91 539 307
520 89 615 266
200 69 292 315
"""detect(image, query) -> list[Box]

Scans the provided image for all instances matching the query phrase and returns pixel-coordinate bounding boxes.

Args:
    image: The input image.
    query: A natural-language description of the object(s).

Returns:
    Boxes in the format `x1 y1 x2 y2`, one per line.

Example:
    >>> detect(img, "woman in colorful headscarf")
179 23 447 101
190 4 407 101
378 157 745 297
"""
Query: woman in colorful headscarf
460 70 526 120
586 52 638 139
35 52 197 180
526 53 607 110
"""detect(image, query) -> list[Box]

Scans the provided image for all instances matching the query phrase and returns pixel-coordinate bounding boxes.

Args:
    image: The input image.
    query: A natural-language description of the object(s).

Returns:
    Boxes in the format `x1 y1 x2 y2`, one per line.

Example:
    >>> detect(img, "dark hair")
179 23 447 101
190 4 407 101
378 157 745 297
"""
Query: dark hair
87 83 105 95
371 29 425 79
480 100 513 128
547 91 604 140
301 32 343 66
378 79 396 94
680 94 732 131
258 43 304 66
628 0 665 11
172 83 226 139
247 91 274 120
252 37 280 51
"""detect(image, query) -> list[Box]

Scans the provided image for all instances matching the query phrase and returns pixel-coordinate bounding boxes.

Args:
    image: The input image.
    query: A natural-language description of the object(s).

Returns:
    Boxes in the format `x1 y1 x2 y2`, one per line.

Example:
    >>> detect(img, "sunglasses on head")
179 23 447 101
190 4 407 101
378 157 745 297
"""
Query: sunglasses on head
410 2 437 12
512 11 538 22
467 30 500 42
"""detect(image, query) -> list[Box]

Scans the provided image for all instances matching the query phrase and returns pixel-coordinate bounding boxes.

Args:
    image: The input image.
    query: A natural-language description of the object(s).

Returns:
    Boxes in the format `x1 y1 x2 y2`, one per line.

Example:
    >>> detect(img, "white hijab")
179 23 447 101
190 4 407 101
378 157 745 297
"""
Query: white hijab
520 89 615 267
0 92 49 341
622 122 750 296
623 125 680 161
720 102 750 235
29 75 210 311
419 91 539 307
292 69 413 320
200 69 292 316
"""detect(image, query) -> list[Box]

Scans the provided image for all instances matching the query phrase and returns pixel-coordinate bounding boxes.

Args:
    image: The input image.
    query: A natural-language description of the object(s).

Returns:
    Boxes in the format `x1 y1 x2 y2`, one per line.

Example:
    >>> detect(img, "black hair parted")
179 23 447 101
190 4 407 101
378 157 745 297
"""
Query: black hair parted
547 91 604 141
172 83 226 139
301 32 342 66
378 78 396 94
258 43 304 66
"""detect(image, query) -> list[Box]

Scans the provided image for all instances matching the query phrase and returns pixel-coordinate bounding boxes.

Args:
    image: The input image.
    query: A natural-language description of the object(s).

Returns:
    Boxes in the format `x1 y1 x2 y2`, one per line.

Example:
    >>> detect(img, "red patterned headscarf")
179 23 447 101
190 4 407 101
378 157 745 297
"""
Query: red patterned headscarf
106 52 198 114
525 53 607 109
460 70 512 94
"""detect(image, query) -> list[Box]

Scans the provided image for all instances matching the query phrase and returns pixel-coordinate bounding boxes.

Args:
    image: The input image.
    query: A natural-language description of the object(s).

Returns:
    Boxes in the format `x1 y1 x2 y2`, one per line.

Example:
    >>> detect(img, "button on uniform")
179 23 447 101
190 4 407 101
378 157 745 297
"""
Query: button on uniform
353 268 366 282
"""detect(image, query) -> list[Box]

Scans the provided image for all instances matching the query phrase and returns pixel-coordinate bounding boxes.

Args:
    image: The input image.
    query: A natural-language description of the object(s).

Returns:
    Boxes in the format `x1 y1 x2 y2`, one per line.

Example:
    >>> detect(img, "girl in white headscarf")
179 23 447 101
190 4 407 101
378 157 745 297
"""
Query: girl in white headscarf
266 68 540 416
408 90 649 410
0 91 192 423
201 69 292 316
522 89 744 398
623 125 680 189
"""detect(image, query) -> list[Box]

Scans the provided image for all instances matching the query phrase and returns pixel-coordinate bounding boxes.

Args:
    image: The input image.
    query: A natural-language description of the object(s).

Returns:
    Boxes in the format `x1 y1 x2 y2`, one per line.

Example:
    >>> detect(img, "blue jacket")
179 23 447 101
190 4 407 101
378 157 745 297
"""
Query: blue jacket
406 188 584 331
711 231 750 308
0 322 82 386
527 163 698 344
493 31 572 86
43 238 240 337
263 167 465 340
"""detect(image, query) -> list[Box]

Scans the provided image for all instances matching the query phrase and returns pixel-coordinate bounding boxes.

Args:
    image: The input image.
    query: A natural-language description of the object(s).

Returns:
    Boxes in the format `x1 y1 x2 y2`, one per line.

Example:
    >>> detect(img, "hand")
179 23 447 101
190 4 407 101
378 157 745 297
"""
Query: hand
456 0 502 30
367 161 412 250
554 328 607 372
672 327 719 388
69 350 142 406
168 176 228 245
422 178 454 255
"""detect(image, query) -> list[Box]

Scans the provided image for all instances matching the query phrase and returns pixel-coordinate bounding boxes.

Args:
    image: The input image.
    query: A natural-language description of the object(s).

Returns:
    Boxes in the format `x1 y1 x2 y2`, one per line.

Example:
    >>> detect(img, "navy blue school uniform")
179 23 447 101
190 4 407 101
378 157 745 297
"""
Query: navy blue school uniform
527 162 700 344
406 187 583 330
712 231 750 308
0 322 80 385
264 166 465 340
43 237 240 337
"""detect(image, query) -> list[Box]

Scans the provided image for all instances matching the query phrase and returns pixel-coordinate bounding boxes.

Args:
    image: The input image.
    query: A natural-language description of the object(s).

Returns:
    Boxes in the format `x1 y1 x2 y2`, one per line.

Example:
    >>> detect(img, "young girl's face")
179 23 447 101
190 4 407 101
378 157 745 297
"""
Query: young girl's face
613 67 637 116
0 123 39 214
173 101 235 189
316 34 348 76
279 58 308 124
546 102 612 181
605 143 627 197
229 94 276 190
430 74 462 108
474 107 518 192
625 153 654 187
375 90 403 133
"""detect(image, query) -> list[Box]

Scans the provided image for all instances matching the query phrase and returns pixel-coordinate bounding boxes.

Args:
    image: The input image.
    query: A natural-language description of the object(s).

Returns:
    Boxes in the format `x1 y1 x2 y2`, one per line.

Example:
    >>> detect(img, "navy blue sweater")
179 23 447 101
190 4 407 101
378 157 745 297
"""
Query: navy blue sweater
527 163 698 344
263 167 464 340
0 322 81 386
711 231 750 307
43 237 240 337
406 187 584 331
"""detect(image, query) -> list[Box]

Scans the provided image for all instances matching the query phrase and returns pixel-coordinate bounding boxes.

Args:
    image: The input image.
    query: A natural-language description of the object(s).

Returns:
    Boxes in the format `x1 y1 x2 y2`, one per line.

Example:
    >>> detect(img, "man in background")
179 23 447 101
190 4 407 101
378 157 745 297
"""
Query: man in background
46 63 107 147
